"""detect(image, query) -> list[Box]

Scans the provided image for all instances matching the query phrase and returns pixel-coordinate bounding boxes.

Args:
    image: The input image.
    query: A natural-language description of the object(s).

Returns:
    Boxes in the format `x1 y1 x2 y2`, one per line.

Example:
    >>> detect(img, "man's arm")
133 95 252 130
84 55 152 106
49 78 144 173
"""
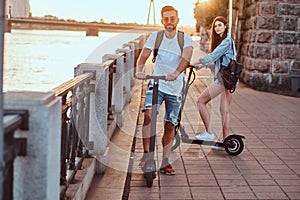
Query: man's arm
135 48 152 79
166 46 193 81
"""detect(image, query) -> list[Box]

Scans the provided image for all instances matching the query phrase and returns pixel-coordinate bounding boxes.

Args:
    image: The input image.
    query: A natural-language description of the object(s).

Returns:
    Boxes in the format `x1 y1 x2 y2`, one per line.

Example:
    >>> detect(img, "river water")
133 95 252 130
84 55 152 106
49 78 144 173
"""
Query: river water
3 30 141 92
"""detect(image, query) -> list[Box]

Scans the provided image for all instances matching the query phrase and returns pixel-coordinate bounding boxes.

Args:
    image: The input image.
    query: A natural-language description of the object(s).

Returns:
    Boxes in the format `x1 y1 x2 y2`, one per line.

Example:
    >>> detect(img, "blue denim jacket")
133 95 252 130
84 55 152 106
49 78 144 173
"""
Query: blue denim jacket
199 35 236 79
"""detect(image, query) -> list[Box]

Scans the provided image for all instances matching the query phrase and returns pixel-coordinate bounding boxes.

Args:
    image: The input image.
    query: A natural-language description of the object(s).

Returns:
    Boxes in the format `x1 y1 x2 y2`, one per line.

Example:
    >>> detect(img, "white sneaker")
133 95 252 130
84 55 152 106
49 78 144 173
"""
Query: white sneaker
195 131 215 141
211 146 225 151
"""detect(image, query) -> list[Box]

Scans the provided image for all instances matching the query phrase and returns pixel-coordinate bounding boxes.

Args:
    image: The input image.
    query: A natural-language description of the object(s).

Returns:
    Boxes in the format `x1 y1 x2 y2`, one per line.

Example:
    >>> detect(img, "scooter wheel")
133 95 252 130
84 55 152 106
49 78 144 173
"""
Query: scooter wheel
224 135 244 156
171 133 181 151
144 171 155 187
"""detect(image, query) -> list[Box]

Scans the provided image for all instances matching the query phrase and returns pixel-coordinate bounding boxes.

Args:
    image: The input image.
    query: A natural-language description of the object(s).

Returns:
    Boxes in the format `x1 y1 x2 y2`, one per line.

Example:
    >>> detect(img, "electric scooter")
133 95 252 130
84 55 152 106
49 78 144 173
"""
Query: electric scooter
171 65 245 156
142 75 166 187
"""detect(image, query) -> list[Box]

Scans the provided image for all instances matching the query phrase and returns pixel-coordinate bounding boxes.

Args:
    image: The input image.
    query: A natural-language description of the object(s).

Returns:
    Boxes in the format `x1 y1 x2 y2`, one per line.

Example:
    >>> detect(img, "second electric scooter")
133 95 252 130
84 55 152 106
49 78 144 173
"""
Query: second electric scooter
172 65 245 156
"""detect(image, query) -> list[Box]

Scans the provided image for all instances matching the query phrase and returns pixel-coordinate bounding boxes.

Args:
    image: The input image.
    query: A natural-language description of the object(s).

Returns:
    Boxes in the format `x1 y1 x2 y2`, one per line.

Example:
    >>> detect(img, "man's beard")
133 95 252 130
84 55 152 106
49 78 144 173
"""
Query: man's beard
164 24 176 32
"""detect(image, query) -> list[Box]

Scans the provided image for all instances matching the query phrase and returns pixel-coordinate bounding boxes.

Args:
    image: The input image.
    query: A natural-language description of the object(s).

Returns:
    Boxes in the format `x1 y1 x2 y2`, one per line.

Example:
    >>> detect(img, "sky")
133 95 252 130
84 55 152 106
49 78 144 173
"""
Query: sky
29 0 201 27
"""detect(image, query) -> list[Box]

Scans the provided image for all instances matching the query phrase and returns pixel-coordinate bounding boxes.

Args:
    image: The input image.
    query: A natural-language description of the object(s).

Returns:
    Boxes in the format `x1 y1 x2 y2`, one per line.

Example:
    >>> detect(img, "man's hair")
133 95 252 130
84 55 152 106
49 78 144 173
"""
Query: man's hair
161 5 178 17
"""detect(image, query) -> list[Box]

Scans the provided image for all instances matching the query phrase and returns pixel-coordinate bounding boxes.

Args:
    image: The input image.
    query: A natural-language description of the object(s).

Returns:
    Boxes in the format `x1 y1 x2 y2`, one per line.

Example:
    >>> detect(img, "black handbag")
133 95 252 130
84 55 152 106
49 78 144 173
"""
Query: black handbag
217 40 242 93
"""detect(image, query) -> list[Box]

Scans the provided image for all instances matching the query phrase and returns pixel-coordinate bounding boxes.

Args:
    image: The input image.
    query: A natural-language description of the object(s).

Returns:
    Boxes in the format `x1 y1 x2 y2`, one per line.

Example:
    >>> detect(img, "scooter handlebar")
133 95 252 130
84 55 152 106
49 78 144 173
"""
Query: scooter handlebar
145 75 166 80
188 64 197 69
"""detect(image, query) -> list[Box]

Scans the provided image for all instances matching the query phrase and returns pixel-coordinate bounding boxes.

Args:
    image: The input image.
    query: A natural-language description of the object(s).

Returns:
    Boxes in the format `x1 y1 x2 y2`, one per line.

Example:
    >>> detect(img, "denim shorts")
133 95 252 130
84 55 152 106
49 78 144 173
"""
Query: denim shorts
143 83 181 126
214 78 239 89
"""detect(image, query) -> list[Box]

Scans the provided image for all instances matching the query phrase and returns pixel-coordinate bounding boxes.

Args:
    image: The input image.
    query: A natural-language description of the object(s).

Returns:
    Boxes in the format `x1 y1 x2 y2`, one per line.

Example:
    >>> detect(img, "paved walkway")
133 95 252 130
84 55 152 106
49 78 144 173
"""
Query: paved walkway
86 45 300 200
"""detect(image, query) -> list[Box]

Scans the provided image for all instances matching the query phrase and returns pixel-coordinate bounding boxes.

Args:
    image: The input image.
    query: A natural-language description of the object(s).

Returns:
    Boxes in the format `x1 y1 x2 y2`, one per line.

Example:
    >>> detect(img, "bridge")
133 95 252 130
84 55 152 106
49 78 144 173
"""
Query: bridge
5 17 163 36
5 17 197 36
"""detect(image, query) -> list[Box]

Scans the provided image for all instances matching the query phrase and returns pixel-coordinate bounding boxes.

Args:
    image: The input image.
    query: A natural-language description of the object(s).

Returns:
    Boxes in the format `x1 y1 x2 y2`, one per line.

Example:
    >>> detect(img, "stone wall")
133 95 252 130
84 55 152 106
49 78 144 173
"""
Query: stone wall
233 0 300 92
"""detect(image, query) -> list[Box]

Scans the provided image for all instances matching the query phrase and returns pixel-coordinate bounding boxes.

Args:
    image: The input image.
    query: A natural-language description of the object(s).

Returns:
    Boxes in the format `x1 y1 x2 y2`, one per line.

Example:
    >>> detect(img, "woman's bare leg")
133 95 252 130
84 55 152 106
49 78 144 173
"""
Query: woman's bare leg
220 90 233 139
197 82 223 134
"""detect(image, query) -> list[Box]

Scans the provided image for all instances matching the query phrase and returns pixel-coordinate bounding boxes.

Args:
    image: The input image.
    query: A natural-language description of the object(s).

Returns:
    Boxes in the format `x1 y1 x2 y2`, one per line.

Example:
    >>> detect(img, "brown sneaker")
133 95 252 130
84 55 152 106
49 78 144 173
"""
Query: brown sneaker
160 164 176 175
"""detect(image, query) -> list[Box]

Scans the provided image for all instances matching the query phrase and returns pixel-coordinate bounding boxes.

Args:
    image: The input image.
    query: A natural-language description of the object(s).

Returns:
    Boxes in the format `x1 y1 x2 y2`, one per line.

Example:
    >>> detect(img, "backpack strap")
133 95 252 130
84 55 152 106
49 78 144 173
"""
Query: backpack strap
220 38 235 66
152 30 185 63
177 30 186 75
152 30 164 63
177 30 184 53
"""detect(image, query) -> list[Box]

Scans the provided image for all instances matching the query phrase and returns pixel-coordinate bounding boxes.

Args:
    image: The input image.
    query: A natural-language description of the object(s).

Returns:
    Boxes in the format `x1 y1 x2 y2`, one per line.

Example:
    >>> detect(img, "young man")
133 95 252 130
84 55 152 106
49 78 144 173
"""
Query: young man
135 5 193 175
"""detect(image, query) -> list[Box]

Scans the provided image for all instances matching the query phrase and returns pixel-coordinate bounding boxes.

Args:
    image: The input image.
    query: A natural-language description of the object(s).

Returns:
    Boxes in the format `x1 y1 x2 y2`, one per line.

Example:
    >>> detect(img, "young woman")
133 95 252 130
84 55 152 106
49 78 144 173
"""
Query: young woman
191 16 237 149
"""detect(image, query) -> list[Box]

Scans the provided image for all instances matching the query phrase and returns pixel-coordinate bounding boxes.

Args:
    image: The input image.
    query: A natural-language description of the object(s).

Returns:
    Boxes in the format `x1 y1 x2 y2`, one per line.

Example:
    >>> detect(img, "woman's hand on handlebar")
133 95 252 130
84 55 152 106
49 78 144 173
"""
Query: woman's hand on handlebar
190 61 204 70
166 70 180 81
135 71 146 80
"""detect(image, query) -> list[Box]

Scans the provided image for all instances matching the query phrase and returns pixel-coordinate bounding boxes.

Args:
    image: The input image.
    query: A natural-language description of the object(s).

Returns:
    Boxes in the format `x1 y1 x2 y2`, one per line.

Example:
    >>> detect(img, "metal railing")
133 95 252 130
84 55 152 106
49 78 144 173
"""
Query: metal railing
1 34 146 200
50 72 94 199
2 109 29 200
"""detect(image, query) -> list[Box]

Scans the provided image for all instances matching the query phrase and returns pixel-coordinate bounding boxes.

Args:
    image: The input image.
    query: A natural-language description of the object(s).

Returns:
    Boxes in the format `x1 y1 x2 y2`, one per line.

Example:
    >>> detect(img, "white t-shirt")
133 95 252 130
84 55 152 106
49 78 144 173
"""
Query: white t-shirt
145 30 193 96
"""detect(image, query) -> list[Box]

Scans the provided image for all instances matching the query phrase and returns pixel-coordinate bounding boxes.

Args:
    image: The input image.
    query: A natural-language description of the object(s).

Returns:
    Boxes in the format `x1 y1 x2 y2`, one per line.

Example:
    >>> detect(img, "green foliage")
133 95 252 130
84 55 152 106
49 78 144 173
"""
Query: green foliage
194 0 229 32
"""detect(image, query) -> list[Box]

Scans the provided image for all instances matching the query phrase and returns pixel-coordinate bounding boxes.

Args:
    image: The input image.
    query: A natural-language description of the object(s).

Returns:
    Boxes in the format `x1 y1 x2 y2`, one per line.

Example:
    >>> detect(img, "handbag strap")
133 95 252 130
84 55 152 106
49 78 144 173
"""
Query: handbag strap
220 38 235 65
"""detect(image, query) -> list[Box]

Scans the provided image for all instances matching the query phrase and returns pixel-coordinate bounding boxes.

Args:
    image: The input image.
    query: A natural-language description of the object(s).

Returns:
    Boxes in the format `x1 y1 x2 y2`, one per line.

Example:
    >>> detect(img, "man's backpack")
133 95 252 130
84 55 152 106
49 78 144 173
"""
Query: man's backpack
152 30 184 63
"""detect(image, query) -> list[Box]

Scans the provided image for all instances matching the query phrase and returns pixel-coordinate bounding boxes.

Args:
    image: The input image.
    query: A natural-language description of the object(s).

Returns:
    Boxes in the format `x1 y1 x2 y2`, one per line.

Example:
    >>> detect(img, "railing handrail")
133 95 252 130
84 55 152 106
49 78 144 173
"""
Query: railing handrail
50 72 94 97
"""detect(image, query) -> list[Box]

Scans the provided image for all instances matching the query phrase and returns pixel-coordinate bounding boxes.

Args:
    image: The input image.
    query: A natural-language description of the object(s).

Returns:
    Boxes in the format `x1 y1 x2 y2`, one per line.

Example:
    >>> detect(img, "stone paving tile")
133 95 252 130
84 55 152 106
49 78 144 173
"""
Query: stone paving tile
128 191 160 200
128 187 160 200
190 187 224 200
254 191 289 199
159 174 189 186
287 193 300 200
221 186 256 200
250 185 289 199
267 168 296 175
217 179 248 187
247 179 278 186
276 179 300 186
160 186 192 200
86 188 124 200
188 175 218 187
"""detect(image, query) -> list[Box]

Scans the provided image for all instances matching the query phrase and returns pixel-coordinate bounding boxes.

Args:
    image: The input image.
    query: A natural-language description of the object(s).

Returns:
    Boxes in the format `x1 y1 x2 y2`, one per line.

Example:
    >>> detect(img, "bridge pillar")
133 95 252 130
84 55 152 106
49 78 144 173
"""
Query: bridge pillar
86 27 98 36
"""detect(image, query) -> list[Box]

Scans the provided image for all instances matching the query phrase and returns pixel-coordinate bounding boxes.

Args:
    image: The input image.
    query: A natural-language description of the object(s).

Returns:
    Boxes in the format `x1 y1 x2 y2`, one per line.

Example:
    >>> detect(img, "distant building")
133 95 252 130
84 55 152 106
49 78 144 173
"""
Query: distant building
6 0 30 18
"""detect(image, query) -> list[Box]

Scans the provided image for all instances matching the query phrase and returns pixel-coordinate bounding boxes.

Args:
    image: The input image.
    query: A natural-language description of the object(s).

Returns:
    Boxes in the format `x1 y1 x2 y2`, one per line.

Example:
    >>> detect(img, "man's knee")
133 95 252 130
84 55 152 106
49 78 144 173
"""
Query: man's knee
143 111 151 126
164 121 175 133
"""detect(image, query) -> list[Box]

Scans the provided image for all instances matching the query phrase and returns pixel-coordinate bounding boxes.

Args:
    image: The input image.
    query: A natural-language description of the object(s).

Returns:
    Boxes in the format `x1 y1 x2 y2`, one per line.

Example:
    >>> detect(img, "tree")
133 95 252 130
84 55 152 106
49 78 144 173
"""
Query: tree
194 0 229 32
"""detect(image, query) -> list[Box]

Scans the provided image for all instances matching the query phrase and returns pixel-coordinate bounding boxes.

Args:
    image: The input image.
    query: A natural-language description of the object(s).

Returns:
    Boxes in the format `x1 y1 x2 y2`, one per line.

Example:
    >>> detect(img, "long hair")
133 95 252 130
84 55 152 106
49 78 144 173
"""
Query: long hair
209 16 228 53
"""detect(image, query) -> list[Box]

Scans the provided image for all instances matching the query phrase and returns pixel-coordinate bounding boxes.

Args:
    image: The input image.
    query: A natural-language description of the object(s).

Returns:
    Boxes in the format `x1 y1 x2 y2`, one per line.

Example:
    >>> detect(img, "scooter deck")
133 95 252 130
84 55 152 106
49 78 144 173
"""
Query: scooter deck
182 138 224 147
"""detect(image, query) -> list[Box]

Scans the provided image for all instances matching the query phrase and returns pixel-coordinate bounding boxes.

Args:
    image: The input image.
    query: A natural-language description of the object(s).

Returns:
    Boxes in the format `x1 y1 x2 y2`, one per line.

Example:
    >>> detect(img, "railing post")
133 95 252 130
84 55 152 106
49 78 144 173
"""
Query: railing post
4 91 61 200
116 48 131 104
128 40 140 69
102 54 125 128
74 63 109 174
123 42 136 87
